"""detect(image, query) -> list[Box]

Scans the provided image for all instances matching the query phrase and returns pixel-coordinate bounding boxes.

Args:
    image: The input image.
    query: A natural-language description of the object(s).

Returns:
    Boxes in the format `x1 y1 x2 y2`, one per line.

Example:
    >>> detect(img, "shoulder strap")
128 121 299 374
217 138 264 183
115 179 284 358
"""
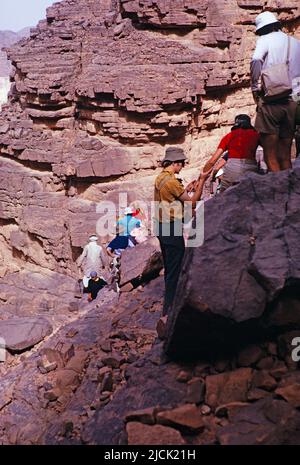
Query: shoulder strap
155 174 173 202
286 35 291 67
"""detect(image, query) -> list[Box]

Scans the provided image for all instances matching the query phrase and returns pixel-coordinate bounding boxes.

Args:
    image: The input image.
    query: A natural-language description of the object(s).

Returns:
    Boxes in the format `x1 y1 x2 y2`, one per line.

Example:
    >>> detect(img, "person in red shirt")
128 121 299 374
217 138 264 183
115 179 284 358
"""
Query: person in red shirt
203 114 260 192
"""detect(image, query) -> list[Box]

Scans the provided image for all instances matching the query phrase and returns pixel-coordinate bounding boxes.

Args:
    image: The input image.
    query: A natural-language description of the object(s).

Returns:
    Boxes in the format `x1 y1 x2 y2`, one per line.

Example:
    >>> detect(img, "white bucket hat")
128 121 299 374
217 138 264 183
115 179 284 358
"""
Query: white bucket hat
255 11 279 32
89 234 98 241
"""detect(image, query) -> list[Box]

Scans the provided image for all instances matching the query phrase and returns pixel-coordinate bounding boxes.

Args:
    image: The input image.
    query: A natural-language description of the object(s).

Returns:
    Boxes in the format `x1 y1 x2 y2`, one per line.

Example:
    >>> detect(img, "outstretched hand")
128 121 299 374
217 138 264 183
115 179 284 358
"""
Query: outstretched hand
199 167 213 180
186 180 197 192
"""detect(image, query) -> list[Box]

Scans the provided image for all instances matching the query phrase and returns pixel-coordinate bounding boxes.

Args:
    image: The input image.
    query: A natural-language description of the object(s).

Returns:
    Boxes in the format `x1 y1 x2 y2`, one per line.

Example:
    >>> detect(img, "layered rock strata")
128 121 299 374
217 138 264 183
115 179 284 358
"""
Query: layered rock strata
0 0 299 282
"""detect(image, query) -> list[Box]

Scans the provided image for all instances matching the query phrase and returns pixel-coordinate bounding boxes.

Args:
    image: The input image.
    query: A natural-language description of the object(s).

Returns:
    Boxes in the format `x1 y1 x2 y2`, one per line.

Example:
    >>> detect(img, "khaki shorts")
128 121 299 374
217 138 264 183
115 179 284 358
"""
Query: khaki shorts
220 158 257 192
255 98 297 138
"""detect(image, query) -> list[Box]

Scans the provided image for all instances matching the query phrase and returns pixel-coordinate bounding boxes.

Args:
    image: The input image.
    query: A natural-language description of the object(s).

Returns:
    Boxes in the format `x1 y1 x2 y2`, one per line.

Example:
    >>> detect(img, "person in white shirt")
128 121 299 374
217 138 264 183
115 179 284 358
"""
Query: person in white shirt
77 235 108 288
251 11 300 172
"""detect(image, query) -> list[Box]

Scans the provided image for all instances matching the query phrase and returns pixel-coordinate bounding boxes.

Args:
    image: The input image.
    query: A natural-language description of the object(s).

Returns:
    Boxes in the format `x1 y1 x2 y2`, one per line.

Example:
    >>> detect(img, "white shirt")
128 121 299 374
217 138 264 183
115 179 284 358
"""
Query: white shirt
77 241 107 277
251 31 300 94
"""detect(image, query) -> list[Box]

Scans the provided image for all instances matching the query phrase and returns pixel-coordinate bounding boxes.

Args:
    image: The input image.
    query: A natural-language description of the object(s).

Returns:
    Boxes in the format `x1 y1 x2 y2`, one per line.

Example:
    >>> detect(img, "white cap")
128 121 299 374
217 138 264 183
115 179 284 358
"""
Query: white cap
124 206 134 215
89 235 98 241
255 11 279 32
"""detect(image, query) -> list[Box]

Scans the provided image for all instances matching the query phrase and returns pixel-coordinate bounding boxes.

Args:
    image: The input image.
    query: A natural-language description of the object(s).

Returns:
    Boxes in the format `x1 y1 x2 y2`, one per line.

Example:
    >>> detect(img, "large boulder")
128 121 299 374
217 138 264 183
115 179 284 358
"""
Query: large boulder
217 398 300 445
0 316 53 352
165 169 300 358
119 238 163 287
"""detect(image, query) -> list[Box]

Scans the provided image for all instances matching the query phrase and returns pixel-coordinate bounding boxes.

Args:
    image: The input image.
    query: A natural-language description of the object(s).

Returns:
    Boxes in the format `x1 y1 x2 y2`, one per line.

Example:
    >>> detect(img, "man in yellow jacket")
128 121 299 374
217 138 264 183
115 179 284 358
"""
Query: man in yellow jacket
154 146 209 315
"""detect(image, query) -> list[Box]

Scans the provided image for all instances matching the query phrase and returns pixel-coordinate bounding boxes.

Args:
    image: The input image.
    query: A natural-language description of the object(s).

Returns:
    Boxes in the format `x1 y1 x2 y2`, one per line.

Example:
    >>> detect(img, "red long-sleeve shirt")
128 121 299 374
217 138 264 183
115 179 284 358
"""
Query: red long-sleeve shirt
218 128 259 160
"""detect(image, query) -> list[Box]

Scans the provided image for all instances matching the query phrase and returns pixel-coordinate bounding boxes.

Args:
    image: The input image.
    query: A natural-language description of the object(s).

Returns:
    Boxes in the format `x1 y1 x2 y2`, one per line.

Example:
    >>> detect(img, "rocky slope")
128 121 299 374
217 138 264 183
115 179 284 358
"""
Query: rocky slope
0 0 300 446
1 208 300 445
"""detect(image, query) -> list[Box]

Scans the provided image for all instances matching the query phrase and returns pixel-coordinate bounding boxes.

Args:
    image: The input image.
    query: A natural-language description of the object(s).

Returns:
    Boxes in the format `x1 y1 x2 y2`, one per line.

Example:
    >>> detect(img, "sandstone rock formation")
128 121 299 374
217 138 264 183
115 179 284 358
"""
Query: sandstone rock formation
0 0 300 447
0 0 299 285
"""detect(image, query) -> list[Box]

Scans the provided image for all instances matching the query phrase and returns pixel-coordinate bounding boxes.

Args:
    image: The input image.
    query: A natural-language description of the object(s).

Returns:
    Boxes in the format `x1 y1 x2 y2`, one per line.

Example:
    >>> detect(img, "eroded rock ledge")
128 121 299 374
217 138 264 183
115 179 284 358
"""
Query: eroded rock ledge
0 0 299 279
0 0 300 446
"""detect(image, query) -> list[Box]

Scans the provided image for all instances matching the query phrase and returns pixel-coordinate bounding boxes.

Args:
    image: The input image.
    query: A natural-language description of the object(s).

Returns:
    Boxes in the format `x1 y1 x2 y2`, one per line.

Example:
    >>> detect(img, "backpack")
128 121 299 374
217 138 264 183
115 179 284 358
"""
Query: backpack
261 36 292 102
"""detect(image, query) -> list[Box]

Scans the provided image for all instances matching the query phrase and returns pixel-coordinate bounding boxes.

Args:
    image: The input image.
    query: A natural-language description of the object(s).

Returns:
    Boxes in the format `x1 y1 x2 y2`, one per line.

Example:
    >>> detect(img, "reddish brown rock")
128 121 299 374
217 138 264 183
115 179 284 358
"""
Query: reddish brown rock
269 362 288 381
125 407 158 425
237 345 264 367
41 348 64 369
217 398 300 445
37 355 57 374
277 372 300 388
200 405 211 416
120 283 134 293
205 368 252 409
156 316 168 340
252 370 277 392
247 388 269 402
176 369 193 383
100 340 112 353
215 402 249 418
186 378 205 404
156 404 204 433
100 371 114 393
194 363 211 376
126 422 185 445
98 366 112 383
54 343 75 366
44 390 59 402
55 369 80 395
275 384 300 408
101 354 124 369
65 350 88 373
269 297 300 327
256 356 274 370
214 359 230 373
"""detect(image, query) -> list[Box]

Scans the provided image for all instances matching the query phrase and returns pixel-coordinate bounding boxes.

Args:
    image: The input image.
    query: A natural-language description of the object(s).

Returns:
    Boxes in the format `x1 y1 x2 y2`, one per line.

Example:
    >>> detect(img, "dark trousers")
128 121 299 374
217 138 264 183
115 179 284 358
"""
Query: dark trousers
158 223 185 315
296 126 300 156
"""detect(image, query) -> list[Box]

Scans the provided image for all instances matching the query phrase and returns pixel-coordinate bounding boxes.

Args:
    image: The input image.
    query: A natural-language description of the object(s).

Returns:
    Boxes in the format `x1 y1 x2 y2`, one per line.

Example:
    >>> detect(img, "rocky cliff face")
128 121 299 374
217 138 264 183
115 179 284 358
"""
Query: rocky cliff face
0 0 299 281
0 29 30 109
1 0 300 446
